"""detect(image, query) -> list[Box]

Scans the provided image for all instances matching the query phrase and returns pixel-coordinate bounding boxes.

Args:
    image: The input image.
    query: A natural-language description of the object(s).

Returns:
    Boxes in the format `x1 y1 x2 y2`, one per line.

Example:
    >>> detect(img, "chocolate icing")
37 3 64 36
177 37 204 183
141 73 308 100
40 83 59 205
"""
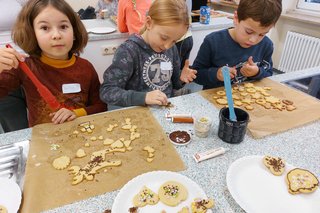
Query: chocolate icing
169 131 191 144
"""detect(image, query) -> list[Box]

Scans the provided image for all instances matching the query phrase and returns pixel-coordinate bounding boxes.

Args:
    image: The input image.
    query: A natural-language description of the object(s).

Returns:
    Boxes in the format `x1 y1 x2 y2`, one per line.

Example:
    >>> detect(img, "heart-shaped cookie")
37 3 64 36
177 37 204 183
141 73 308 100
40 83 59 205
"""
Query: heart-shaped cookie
132 186 159 207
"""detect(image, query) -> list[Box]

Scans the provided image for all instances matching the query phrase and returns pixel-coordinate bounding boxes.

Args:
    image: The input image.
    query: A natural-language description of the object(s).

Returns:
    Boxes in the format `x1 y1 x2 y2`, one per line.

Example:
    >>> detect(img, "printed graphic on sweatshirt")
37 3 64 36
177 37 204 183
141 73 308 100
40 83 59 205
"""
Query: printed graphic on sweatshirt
142 53 173 91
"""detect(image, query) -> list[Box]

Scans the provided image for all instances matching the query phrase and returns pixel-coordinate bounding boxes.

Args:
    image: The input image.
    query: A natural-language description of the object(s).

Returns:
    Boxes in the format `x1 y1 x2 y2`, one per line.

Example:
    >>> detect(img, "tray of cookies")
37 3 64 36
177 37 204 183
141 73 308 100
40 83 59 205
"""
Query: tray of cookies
112 170 215 212
226 155 320 213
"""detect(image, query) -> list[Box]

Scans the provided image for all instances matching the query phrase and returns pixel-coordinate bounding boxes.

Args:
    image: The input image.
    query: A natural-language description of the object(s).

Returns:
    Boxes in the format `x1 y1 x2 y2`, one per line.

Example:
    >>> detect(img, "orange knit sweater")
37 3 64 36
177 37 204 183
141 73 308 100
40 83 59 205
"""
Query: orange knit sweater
0 56 107 126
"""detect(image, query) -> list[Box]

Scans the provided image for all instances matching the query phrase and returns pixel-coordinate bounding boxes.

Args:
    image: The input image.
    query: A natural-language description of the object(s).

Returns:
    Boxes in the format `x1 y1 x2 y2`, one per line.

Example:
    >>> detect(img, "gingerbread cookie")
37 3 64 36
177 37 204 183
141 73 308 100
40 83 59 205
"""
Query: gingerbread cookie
158 181 188 206
263 156 285 176
286 168 319 195
132 186 159 207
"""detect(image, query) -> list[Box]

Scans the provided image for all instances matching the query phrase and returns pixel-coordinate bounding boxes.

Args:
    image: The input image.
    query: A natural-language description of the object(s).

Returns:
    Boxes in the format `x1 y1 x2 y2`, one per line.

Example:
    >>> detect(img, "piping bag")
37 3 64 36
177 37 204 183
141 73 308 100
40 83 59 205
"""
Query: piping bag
222 66 237 121
6 44 61 110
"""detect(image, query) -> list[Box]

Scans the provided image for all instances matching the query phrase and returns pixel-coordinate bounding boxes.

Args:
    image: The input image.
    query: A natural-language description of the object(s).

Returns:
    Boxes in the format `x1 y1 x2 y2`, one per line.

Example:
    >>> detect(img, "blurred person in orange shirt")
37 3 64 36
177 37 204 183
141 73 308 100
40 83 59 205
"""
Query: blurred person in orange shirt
117 0 152 34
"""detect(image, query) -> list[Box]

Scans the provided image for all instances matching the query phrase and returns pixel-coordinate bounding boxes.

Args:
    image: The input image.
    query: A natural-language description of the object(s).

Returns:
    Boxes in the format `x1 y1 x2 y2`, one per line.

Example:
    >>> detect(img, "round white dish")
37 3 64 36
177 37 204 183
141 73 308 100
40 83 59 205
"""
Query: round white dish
0 177 22 213
112 170 212 213
168 131 192 146
226 155 320 213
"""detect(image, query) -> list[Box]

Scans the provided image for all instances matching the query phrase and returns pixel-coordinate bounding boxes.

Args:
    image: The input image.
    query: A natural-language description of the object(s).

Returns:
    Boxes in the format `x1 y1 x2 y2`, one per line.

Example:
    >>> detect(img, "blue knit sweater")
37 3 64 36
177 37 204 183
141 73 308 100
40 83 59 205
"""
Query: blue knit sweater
192 29 274 89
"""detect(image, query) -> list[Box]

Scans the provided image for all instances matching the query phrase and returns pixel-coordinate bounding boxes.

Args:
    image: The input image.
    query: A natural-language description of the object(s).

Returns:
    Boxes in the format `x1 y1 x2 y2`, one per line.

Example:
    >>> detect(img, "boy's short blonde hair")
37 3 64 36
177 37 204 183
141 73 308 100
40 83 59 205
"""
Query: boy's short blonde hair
237 0 282 27
12 0 88 58
140 0 189 34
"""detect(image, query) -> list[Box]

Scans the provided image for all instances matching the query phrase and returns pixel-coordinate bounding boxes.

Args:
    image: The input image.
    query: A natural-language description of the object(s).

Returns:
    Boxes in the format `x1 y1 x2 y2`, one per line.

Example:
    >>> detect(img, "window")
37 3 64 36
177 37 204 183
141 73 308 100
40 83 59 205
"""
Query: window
297 0 320 12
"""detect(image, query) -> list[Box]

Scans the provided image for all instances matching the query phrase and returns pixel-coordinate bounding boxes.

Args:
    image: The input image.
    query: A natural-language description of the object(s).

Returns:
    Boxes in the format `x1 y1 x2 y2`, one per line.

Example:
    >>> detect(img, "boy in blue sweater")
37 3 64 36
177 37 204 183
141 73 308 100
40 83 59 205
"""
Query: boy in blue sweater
192 0 282 90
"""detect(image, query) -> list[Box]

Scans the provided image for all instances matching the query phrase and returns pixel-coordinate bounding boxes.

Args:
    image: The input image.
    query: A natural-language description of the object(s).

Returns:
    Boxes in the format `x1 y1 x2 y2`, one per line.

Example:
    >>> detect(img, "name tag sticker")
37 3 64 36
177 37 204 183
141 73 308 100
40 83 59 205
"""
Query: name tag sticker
160 62 172 70
62 83 81 94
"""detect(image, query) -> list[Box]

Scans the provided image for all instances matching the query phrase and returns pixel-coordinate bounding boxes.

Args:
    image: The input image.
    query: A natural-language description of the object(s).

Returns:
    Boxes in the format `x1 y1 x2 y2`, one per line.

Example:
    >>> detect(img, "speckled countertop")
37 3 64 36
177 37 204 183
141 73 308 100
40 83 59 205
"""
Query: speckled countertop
1 67 320 213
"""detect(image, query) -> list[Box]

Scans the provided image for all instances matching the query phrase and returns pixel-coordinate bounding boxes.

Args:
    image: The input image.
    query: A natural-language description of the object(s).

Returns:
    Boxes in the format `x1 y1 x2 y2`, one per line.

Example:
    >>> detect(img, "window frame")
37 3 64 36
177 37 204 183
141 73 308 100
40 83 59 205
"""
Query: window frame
297 0 320 12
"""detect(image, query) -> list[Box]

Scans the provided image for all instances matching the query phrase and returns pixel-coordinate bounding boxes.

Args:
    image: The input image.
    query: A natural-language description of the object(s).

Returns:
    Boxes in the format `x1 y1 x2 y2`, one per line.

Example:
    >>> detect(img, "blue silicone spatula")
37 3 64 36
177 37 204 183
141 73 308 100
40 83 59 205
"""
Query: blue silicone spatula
222 66 237 122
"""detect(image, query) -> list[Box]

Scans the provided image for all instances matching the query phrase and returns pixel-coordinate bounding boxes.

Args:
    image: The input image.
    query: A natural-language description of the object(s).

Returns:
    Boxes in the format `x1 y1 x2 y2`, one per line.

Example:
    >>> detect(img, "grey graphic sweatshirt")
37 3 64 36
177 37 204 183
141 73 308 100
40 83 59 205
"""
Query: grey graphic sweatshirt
100 34 183 107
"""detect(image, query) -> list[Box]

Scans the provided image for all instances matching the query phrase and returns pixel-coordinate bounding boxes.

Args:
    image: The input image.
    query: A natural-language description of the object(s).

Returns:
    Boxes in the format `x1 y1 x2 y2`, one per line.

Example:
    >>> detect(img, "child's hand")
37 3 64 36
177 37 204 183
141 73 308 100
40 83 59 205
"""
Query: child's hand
217 66 237 81
50 108 77 124
145 90 168 106
0 48 26 72
180 60 197 83
99 10 104 18
240 56 259 77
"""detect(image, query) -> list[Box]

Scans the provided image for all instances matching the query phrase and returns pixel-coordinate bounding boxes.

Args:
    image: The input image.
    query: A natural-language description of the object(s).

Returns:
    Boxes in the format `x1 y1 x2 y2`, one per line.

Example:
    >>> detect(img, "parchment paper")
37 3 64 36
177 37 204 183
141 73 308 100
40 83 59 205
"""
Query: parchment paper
20 107 185 212
200 78 320 138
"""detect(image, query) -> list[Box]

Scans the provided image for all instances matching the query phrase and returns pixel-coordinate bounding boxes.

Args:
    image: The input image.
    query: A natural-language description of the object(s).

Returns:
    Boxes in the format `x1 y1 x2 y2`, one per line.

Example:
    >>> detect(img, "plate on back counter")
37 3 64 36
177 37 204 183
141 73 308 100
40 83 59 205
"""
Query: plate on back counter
226 155 320 213
87 27 116 34
112 171 213 213
0 177 22 213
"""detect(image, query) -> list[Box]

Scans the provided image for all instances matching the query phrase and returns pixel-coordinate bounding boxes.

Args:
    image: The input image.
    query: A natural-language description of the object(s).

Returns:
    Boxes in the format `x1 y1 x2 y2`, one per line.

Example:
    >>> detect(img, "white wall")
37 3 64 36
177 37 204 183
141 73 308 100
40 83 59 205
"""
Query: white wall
269 0 320 68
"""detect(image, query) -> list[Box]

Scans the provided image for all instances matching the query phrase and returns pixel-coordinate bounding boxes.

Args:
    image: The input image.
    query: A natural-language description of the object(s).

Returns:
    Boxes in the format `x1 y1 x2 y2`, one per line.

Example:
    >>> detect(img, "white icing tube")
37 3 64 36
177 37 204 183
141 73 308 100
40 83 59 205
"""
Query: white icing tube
193 147 229 163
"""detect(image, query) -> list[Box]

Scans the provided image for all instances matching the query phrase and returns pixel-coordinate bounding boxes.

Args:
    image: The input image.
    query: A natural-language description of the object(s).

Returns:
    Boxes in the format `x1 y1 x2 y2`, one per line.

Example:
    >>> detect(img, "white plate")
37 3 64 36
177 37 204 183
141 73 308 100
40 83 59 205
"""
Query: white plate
112 171 212 213
226 155 320 213
87 27 116 34
0 177 22 213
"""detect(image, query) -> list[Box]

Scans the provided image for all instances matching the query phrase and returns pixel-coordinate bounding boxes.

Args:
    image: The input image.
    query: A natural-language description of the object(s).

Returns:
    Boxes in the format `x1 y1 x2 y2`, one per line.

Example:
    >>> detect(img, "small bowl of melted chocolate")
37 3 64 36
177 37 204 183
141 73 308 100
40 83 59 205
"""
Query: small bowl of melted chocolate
169 130 191 146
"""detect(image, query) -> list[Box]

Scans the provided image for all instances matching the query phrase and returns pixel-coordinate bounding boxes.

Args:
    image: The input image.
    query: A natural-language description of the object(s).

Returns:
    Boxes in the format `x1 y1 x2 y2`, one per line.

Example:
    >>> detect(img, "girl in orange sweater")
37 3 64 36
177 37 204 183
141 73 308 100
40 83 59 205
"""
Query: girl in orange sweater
0 0 107 126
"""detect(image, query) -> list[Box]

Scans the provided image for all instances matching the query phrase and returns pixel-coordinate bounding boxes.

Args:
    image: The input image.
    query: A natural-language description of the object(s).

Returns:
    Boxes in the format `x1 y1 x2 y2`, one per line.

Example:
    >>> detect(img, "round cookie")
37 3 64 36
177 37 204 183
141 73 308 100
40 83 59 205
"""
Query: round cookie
216 91 225 96
216 98 228 105
0 205 8 213
158 181 188 207
52 156 71 170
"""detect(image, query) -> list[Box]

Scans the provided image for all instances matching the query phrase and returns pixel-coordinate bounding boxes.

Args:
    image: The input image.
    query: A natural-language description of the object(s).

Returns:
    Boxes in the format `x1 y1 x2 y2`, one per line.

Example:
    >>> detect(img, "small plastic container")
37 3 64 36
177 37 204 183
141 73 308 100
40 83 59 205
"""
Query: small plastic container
101 9 109 19
200 6 211 25
218 107 249 144
193 115 212 138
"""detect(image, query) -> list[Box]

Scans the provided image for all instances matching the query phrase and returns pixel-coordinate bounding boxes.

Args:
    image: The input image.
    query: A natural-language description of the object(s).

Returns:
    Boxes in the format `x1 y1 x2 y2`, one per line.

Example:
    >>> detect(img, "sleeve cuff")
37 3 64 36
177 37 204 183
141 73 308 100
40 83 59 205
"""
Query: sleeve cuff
73 108 87 117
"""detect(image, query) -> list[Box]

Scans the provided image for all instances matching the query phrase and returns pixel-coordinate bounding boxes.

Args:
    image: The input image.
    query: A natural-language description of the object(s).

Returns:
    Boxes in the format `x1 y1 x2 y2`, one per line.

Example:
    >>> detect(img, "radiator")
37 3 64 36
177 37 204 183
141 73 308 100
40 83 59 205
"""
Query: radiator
278 31 320 73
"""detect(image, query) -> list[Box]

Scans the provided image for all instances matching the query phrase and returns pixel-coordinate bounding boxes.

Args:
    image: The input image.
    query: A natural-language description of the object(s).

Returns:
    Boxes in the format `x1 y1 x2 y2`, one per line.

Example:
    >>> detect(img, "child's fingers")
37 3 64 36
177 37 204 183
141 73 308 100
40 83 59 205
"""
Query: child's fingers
0 48 24 69
53 113 70 124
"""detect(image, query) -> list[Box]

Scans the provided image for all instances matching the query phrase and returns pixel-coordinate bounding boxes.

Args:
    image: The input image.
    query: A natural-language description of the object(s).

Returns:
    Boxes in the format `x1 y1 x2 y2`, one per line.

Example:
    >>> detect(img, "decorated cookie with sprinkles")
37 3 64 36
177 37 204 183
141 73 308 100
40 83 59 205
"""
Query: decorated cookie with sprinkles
286 168 319 195
263 156 286 176
132 186 159 207
158 181 188 206
191 198 215 213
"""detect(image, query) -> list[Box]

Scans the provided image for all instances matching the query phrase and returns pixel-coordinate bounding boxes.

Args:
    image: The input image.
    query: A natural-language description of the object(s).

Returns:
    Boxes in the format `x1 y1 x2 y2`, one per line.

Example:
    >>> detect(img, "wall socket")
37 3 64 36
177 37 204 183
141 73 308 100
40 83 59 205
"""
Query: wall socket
101 45 118 55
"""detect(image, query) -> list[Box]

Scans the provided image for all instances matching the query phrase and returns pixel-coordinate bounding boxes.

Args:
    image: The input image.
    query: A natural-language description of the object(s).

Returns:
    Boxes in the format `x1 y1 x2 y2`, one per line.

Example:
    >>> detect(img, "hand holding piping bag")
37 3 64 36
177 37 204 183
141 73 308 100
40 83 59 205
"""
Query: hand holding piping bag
5 44 61 111
0 46 27 72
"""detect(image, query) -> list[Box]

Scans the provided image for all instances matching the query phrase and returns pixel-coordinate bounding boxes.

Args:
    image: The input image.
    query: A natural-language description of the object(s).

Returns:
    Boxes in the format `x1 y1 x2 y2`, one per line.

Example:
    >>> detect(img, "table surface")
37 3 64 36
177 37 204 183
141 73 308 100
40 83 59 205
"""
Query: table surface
1 67 320 213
